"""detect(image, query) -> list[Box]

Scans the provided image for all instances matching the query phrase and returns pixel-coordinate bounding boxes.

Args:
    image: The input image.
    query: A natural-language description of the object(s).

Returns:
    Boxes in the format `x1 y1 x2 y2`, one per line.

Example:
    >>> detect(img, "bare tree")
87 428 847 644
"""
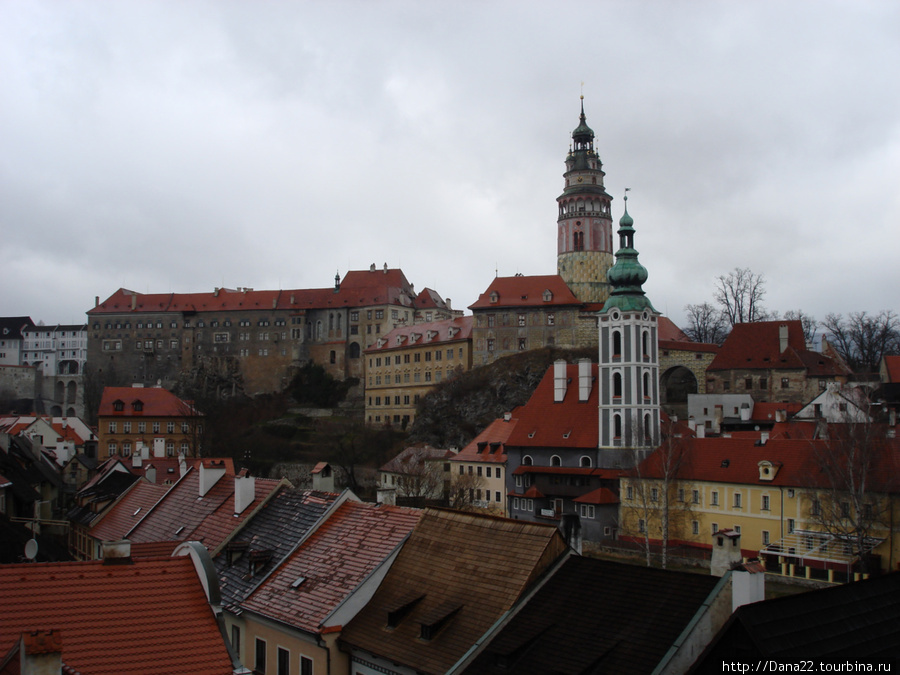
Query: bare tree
783 309 818 345
806 404 894 574
448 471 486 511
822 310 900 373
393 447 446 505
682 302 729 344
714 267 771 326
619 418 692 568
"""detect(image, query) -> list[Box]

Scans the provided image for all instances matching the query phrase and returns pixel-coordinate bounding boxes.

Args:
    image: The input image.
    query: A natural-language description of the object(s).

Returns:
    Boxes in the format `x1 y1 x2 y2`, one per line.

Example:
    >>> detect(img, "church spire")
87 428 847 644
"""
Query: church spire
603 192 656 313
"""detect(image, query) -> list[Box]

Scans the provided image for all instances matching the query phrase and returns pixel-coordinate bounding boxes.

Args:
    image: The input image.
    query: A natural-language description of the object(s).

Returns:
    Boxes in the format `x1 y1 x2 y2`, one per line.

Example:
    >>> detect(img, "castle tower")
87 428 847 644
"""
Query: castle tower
556 97 615 304
597 196 660 467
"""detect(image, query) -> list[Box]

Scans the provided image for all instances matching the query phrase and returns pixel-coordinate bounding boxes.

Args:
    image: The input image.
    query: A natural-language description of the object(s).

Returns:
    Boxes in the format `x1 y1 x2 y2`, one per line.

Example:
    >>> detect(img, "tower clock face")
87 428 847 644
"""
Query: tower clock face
577 176 584 183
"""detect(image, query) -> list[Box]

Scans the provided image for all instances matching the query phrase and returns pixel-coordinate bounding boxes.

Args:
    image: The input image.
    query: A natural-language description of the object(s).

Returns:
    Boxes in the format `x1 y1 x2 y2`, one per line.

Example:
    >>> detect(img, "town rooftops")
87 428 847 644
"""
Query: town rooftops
468 275 581 310
366 315 473 353
0 317 34 339
98 386 198 418
88 480 170 545
380 444 455 474
460 555 723 674
0 554 235 675
88 267 447 315
240 499 421 634
340 508 568 675
453 416 520 464
505 362 599 448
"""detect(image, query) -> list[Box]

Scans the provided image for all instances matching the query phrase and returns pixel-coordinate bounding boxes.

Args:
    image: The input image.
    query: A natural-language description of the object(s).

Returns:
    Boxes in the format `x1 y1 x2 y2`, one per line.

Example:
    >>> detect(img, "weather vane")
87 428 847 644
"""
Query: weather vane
624 187 631 203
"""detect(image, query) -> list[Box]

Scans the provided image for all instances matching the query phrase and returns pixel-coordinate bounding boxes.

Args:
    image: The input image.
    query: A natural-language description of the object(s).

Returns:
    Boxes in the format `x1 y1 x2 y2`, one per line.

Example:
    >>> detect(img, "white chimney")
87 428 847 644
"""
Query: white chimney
179 453 188 477
145 463 157 484
578 359 592 402
740 403 751 421
553 360 567 403
199 460 226 497
760 431 769 444
732 564 766 611
132 454 143 469
234 473 256 515
696 425 706 439
153 437 165 458
101 539 132 562
779 324 789 353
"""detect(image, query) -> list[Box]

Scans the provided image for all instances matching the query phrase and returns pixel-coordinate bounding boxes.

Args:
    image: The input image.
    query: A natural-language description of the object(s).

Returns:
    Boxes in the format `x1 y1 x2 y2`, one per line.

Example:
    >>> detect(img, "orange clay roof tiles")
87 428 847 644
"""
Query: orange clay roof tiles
241 500 421 634
573 486 619 505
340 508 568 675
0 557 234 675
883 355 900 382
505 363 599 448
89 481 169 543
98 386 198 417
453 417 519 463
468 275 581 310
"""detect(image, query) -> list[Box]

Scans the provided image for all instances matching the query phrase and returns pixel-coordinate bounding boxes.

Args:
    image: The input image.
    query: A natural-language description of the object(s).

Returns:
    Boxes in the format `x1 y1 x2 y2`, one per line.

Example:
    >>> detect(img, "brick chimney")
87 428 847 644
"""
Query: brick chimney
199 460 227 497
20 630 63 675
234 471 256 515
553 360 567 402
578 359 592 402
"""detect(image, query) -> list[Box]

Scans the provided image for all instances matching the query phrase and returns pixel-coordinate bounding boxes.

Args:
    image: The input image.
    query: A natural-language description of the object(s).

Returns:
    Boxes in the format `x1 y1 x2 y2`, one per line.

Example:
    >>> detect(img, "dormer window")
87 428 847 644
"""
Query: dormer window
132 400 143 412
113 400 125 412
543 289 553 302
489 291 499 304
758 460 779 481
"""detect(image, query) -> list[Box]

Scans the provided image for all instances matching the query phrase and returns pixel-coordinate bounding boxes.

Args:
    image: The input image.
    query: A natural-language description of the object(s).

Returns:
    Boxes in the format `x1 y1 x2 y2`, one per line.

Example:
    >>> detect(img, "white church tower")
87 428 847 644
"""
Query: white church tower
597 194 660 467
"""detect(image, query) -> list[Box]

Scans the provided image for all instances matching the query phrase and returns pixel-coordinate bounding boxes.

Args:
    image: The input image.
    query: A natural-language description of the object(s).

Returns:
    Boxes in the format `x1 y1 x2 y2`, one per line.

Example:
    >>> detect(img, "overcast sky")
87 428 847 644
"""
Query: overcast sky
2 1 898 330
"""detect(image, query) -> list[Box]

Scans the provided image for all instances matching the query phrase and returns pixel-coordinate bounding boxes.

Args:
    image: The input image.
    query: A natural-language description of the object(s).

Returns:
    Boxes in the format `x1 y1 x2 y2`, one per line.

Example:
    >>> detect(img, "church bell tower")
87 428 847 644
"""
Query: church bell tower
557 97 615 304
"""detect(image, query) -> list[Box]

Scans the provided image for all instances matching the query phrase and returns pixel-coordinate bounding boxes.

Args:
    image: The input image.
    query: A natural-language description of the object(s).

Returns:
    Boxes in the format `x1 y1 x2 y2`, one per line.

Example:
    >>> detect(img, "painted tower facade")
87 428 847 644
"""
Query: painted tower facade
597 197 660 467
557 98 615 304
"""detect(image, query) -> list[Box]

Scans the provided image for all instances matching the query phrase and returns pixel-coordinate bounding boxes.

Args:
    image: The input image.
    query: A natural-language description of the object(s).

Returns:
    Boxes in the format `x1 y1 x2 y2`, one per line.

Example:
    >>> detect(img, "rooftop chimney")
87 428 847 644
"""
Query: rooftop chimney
20 630 63 675
234 472 256 515
153 437 165 458
145 463 156 484
779 324 789 353
553 360 567 403
577 359 592 402
199 460 227 497
101 539 133 564
732 561 766 611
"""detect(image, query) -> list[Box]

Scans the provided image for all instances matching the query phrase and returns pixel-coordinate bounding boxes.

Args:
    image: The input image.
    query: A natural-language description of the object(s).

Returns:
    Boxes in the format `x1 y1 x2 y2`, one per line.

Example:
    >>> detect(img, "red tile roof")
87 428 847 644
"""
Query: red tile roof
241 500 421 633
380 445 455 473
365 315 473 354
0 556 234 674
126 466 283 552
708 320 849 376
573 486 619 505
882 355 900 382
89 480 169 544
749 401 803 422
468 275 581 310
505 363 599 448
658 316 691 342
635 435 900 492
453 417 519 464
98 386 198 418
88 268 437 316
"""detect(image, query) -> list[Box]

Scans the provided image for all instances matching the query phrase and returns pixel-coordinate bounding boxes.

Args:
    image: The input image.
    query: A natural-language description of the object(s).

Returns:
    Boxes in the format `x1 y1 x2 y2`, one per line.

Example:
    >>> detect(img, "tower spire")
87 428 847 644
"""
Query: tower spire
603 191 656 313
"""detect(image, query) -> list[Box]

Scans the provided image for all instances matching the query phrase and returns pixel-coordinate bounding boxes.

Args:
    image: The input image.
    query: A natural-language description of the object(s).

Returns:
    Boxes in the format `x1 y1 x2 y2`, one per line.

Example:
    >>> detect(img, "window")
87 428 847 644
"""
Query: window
277 647 289 675
613 372 622 398
152 422 160 433
123 422 131 434
711 491 719 506
651 487 659 502
759 377 767 389
711 523 718 535
518 314 526 327
255 638 266 674
230 625 240 657
677 488 685 502
579 504 595 518
733 493 742 508
745 378 753 389
638 519 646 534
108 421 117 433
181 422 189 434
138 422 145 433
626 486 633 500
787 518 795 534
300 656 313 675
762 495 770 511
485 467 492 478
692 489 700 504
762 530 770 545
692 520 699 535
547 313 555 326
167 422 175 433
781 377 790 389
518 338 527 351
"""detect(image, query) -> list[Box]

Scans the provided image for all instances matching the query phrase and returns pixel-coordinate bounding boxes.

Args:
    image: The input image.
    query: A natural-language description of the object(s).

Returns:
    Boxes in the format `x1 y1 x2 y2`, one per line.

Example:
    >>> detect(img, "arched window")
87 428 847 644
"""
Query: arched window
612 331 622 357
348 342 360 359
613 372 622 398
573 231 584 251
580 456 592 468
551 455 561 467
329 350 336 364
328 314 334 331
523 455 533 466
643 372 651 399
644 414 652 443
642 331 649 359
614 414 622 439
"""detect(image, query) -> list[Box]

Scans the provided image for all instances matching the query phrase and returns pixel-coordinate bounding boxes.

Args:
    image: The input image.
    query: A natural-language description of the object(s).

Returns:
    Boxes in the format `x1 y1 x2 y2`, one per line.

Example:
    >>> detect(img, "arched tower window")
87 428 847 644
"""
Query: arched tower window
573 230 584 251
643 372 651 400
523 455 533 466
612 331 622 357
642 331 649 359
551 455 561 467
580 456 592 467
613 372 622 398
644 414 652 444
614 414 622 439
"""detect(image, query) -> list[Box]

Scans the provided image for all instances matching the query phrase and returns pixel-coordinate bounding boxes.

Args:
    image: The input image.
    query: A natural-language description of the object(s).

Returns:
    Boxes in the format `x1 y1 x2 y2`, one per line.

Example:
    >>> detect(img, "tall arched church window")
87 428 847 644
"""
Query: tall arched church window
612 331 622 357
613 372 623 398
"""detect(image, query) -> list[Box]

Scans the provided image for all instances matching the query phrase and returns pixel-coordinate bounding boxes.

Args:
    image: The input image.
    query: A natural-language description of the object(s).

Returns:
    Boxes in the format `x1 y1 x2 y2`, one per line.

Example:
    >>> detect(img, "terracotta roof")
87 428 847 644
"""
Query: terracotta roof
461 555 721 675
415 287 451 310
468 275 581 310
748 402 803 422
635 435 900 492
513 466 622 479
0 556 234 675
365 315 473 353
241 500 421 634
572 486 619 505
88 481 170 543
126 466 283 552
658 316 691 342
452 417 519 464
660 339 719 353
505 363 599 448
214 488 339 614
380 445 454 473
98 386 198 418
340 508 568 675
708 321 849 376
88 269 433 316
882 355 900 382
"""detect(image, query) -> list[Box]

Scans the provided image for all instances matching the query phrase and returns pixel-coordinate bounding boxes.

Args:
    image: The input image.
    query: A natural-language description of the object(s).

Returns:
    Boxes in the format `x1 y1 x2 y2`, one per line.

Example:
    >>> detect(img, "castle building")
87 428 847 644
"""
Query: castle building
597 197 661 467
556 97 615 305
86 266 455 395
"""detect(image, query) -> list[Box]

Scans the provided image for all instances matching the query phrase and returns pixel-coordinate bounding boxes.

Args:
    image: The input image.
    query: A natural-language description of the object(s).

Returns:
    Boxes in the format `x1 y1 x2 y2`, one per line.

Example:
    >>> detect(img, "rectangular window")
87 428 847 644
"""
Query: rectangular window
518 314 526 326
487 339 494 352
759 377 767 389
485 467 492 478
762 495 770 511
711 491 719 506
745 378 753 389
153 422 160 433
167 422 175 433
425 352 431 362
781 377 790 389
477 466 482 477
123 422 131 434
692 489 700 504
255 638 266 674
711 522 719 535
650 487 659 502
626 486 633 500
495 491 501 503
277 647 289 675
300 657 313 675
108 421 117 433
787 518 795 534
138 422 145 433
733 493 742 508
638 519 646 534
762 530 770 545
518 338 527 351
692 520 699 535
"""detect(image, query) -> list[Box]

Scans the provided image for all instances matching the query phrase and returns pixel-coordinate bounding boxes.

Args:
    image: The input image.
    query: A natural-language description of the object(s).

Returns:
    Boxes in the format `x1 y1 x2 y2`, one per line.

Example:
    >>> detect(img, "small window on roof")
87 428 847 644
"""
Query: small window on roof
113 400 124 412
132 400 143 411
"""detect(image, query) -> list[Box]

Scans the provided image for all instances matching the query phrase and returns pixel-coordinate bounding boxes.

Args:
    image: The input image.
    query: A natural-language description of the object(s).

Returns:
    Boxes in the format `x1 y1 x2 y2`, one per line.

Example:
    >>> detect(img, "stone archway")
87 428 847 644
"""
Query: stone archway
661 366 698 419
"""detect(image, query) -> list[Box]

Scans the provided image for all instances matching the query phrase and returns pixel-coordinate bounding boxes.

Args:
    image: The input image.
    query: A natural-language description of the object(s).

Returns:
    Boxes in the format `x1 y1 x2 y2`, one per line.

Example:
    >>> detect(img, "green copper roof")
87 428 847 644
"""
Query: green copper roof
602 198 657 314
572 97 594 140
